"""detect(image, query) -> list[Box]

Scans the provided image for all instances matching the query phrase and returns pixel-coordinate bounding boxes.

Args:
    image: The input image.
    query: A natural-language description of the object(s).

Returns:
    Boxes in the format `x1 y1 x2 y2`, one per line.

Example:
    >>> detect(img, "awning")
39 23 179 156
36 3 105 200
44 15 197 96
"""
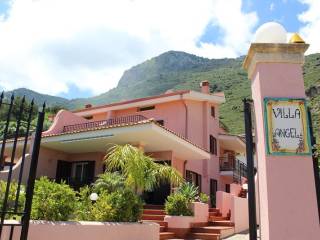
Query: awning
41 120 210 161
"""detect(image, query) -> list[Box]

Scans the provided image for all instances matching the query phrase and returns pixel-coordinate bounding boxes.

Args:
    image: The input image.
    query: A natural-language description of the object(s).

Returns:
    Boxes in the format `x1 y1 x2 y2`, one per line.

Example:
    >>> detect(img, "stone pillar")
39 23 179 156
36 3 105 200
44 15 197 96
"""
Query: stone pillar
243 42 320 239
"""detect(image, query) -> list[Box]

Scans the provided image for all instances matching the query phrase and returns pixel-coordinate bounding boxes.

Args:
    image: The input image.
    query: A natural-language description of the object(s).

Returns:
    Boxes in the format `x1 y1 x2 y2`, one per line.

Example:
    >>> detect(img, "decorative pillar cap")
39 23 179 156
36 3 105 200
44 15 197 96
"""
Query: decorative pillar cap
243 43 309 79
289 33 305 44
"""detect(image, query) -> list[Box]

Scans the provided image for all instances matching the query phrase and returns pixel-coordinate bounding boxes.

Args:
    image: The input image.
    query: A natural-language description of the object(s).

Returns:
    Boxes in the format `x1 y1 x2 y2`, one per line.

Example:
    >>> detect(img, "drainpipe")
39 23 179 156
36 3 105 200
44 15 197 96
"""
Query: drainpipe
183 160 188 179
180 93 188 139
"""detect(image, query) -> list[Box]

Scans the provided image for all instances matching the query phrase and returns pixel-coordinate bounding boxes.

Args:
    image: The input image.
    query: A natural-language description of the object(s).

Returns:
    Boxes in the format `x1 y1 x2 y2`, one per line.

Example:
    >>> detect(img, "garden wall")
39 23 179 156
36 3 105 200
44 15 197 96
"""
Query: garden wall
3 220 159 240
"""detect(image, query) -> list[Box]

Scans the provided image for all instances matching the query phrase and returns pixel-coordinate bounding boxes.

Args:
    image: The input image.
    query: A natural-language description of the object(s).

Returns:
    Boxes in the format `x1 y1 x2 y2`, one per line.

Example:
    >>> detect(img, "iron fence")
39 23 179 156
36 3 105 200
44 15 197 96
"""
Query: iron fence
0 93 45 240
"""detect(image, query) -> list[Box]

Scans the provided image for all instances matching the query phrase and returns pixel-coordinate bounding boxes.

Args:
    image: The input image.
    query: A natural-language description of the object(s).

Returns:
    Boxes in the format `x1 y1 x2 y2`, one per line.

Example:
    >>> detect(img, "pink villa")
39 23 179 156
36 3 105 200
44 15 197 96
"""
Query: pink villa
2 80 247 205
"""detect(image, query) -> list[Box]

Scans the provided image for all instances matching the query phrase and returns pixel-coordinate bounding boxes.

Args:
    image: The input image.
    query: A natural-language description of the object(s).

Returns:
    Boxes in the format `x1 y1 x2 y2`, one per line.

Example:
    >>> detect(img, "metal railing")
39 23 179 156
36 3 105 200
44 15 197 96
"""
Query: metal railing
63 115 148 133
219 156 247 183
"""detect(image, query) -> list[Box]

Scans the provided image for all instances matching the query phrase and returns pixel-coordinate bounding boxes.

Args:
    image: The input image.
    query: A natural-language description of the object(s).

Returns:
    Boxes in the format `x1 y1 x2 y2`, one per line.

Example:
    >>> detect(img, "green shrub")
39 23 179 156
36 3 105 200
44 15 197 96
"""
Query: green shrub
75 186 94 221
165 193 193 216
176 182 199 202
199 193 209 203
93 172 125 194
90 189 143 222
0 181 25 219
31 177 77 221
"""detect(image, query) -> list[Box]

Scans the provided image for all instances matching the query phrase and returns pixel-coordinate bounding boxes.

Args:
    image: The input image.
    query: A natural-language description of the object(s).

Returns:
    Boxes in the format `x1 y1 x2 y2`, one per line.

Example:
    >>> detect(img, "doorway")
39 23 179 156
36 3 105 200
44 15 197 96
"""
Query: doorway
143 160 171 205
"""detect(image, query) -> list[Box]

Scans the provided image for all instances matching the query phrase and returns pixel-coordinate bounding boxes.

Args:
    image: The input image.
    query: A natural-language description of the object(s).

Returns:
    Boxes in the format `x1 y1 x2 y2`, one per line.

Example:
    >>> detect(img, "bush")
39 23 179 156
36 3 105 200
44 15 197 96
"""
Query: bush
199 193 209 203
176 182 199 202
75 186 93 221
0 181 25 219
90 189 143 222
165 193 193 216
31 177 77 221
93 172 125 194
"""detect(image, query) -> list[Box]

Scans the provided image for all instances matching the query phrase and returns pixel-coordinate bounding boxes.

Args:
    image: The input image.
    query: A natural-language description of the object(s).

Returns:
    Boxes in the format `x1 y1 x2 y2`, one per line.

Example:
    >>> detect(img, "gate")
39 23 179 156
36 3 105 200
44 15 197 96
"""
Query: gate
0 93 45 240
243 99 257 240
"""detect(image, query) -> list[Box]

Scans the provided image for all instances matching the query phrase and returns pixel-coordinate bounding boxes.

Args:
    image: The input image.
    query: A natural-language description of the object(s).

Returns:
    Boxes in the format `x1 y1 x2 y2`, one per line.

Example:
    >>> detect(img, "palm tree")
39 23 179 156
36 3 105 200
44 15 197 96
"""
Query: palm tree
104 144 184 194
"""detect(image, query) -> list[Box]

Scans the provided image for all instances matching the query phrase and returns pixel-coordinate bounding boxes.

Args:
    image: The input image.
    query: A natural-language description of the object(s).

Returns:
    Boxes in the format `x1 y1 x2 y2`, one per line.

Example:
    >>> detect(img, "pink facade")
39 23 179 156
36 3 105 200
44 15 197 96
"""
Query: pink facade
1 81 246 206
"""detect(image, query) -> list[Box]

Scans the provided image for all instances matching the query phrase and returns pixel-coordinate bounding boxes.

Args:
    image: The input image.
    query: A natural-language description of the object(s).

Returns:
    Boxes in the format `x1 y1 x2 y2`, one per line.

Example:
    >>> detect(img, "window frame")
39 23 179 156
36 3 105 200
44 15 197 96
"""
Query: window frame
209 135 217 155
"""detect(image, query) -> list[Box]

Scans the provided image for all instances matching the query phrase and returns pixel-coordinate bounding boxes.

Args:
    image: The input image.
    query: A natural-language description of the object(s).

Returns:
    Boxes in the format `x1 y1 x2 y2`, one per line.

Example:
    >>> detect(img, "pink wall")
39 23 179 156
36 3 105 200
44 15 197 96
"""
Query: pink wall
216 191 232 217
230 196 249 233
43 110 89 136
2 221 159 240
114 100 187 137
0 154 31 184
251 61 320 239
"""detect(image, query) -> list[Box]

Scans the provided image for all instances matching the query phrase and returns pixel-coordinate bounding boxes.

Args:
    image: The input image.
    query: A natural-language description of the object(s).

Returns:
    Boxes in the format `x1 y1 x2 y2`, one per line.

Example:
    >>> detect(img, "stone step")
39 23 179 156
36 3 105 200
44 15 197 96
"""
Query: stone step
210 220 235 227
209 208 219 212
188 232 221 240
209 212 222 217
209 216 229 221
160 232 176 240
191 226 234 234
143 209 166 215
144 204 164 210
160 225 166 232
142 214 165 221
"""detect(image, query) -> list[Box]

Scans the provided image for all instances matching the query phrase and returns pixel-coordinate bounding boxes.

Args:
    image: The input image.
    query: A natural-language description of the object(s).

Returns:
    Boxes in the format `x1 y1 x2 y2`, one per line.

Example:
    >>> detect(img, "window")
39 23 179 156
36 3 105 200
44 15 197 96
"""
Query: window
156 120 164 126
72 162 90 182
210 135 217 155
186 170 202 190
210 179 218 207
211 106 215 118
225 184 230 193
138 105 155 111
84 115 93 120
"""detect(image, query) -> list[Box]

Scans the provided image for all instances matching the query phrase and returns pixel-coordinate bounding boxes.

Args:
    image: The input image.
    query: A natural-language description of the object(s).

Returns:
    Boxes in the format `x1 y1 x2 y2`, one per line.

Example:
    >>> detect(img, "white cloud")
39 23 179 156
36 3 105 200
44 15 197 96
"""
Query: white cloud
0 0 258 97
270 2 275 11
298 0 320 54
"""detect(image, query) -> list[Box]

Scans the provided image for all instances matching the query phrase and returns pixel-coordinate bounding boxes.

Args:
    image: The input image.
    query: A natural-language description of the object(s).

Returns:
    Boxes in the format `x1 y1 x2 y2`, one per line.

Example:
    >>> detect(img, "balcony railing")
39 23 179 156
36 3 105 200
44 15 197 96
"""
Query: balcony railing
219 156 247 183
63 115 148 133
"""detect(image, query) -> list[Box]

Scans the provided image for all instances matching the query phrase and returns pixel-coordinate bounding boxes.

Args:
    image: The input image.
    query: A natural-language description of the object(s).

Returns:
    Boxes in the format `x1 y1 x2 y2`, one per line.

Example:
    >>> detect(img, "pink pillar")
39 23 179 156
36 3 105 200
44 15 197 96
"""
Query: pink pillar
243 43 320 239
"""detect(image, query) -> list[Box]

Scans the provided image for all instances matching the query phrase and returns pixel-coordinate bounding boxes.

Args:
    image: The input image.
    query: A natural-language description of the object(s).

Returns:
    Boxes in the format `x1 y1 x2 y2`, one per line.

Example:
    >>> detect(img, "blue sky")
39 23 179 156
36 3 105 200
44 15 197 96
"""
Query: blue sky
0 0 318 99
200 0 308 44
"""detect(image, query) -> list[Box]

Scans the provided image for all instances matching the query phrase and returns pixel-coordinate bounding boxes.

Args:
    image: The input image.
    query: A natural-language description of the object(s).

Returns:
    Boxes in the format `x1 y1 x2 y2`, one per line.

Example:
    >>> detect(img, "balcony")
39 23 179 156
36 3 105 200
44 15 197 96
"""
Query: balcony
219 157 247 183
63 115 148 133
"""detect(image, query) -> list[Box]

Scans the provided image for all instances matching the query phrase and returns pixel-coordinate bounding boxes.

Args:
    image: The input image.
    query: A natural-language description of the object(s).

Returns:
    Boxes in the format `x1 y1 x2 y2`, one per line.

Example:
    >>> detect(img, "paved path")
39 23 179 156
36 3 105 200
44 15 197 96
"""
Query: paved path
223 231 249 239
223 230 261 240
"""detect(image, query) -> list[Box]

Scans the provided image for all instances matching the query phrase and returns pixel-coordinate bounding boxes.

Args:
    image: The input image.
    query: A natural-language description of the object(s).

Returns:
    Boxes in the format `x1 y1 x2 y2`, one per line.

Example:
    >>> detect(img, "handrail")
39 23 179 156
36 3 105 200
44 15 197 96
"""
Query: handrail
219 156 247 183
63 115 148 133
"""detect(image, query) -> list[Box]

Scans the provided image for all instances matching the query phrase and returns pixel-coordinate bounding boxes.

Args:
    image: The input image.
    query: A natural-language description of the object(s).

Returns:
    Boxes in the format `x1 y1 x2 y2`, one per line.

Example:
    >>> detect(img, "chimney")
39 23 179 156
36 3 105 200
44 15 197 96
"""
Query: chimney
85 104 92 109
200 80 210 94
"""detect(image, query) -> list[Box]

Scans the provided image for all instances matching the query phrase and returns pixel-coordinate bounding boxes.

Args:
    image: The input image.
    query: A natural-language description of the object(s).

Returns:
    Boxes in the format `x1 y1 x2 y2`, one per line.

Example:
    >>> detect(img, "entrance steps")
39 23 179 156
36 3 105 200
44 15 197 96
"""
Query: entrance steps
142 205 235 240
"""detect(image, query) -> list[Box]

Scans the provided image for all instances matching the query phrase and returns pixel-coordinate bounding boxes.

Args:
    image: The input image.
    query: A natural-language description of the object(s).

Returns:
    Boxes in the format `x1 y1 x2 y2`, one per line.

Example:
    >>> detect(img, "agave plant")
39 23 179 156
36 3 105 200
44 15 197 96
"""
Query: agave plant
176 182 199 202
105 144 184 194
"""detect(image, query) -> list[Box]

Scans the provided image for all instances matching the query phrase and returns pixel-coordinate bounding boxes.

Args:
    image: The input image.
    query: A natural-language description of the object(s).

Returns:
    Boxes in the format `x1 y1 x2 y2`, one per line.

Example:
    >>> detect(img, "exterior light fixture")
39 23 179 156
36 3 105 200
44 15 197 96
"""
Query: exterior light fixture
90 193 99 202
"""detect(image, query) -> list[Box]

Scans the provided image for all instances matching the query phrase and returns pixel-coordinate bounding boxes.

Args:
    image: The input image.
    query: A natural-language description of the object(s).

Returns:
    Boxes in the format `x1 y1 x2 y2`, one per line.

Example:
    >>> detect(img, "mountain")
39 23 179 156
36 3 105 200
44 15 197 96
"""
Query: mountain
2 51 320 137
3 88 69 107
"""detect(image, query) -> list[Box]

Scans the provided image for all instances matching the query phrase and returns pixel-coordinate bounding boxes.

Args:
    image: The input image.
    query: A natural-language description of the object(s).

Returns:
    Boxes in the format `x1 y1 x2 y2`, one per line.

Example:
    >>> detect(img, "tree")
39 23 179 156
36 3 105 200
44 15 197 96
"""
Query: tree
104 144 184 194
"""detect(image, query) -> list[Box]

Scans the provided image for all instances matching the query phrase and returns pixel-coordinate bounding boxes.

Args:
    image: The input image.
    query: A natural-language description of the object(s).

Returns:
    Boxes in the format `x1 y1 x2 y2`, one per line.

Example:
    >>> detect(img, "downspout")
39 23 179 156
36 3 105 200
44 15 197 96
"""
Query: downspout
181 93 188 180
180 93 188 139
183 160 188 179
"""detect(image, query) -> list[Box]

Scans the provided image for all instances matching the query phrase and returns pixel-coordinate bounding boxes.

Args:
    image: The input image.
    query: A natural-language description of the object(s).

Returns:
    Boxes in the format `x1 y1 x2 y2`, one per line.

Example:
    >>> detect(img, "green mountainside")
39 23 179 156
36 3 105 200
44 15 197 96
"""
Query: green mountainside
4 88 69 107
3 51 320 137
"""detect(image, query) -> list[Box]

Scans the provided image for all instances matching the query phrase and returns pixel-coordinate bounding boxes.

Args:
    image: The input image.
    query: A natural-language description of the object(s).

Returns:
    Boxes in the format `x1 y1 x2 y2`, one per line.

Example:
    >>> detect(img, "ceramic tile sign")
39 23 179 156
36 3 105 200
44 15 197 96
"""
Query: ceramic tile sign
264 98 312 155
